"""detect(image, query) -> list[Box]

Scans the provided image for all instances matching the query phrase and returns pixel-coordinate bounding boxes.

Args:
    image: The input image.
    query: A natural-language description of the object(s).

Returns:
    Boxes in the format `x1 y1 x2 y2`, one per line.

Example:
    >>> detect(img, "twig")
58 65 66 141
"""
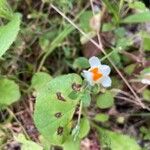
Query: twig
77 101 83 125
7 108 30 140
50 4 147 110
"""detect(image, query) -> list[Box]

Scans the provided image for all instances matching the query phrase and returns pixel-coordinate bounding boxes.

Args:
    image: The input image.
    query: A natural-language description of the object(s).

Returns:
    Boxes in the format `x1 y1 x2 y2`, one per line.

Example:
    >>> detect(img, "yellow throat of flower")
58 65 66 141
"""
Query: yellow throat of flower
90 67 103 81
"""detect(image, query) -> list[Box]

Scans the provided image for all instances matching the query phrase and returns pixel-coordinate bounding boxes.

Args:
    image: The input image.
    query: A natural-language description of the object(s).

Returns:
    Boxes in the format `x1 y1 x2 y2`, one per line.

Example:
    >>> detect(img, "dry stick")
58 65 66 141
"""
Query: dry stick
7 108 30 140
90 1 147 110
51 4 148 110
37 3 90 72
115 96 142 107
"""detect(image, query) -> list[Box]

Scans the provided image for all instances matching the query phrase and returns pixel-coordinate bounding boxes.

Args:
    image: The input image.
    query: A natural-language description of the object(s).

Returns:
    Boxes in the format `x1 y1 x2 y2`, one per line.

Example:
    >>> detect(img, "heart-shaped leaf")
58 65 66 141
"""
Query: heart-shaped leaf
34 74 82 145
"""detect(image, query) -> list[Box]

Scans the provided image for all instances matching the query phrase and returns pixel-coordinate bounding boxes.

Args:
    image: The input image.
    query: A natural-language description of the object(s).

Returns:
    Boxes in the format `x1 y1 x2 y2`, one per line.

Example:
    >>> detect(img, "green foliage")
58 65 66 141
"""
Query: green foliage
73 57 90 69
79 10 97 44
102 23 115 32
122 11 150 23
96 91 114 109
110 50 122 67
31 72 52 93
0 13 21 57
141 67 150 74
97 127 141 150
114 27 126 38
140 127 150 140
34 74 82 145
94 113 109 123
124 64 136 75
63 136 80 150
78 117 90 139
0 78 20 107
0 0 149 149
142 89 150 102
0 0 13 19
80 90 91 107
111 76 123 89
141 32 150 51
16 134 43 150
129 1 146 11
102 0 120 23
39 31 59 54
44 25 74 55
80 11 93 32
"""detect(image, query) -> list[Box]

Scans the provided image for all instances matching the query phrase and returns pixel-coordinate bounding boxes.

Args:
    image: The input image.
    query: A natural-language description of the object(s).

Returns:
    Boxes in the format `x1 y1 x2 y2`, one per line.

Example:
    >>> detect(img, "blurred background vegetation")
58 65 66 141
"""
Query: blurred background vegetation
0 0 150 150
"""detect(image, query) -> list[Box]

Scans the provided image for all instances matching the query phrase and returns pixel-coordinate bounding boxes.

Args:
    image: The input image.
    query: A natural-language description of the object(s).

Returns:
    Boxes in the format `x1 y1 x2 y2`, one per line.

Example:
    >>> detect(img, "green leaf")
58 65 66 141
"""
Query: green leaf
0 0 13 19
78 117 90 139
63 136 80 150
122 11 150 23
79 11 93 33
110 50 122 68
94 113 109 123
124 64 136 75
116 38 133 51
96 91 114 109
142 89 150 102
81 90 91 107
141 67 150 74
0 78 20 107
102 23 115 32
31 72 52 93
140 32 150 51
140 127 150 140
0 13 21 57
41 25 74 58
114 27 126 38
39 30 59 53
73 57 90 69
143 37 150 51
34 74 82 145
102 0 119 23
97 127 141 150
129 1 146 11
16 134 43 150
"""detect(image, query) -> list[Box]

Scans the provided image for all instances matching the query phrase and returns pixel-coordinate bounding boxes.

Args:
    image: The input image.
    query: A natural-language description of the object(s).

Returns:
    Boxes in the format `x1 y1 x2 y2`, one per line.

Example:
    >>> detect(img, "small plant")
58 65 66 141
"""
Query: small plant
0 0 150 150
33 57 141 149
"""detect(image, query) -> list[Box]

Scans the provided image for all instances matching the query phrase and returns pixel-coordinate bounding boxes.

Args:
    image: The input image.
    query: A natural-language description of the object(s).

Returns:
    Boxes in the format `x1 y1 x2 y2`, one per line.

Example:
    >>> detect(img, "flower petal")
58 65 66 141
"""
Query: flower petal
100 65 111 76
89 56 101 67
83 70 94 85
101 76 112 88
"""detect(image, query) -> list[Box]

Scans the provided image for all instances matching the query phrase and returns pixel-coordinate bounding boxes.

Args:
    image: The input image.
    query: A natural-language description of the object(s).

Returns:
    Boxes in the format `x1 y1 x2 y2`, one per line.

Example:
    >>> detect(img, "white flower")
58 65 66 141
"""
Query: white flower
83 56 111 87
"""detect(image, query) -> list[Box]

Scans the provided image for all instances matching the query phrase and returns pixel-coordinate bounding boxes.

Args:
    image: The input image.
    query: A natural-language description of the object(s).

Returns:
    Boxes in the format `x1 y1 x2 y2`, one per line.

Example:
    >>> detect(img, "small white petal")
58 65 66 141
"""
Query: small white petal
89 56 101 67
101 76 112 88
100 65 111 76
83 70 94 85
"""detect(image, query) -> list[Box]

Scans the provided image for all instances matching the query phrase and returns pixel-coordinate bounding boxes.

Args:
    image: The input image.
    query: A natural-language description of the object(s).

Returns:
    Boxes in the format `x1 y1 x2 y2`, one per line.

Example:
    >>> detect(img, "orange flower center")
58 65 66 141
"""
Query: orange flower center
90 67 103 81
